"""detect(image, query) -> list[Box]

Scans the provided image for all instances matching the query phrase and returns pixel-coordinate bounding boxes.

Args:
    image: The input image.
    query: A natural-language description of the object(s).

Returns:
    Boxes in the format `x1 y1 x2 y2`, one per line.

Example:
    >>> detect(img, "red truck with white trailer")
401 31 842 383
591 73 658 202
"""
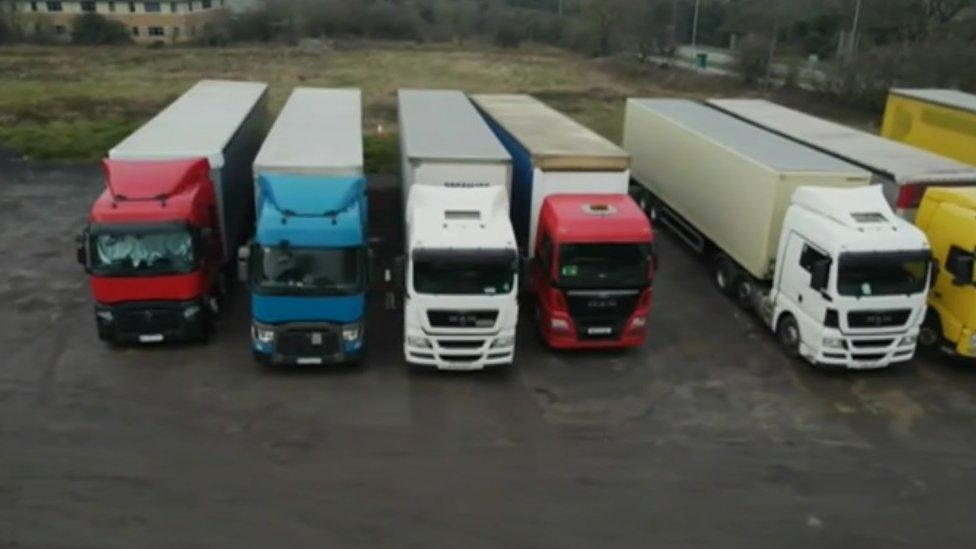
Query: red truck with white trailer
471 94 656 349
76 80 268 344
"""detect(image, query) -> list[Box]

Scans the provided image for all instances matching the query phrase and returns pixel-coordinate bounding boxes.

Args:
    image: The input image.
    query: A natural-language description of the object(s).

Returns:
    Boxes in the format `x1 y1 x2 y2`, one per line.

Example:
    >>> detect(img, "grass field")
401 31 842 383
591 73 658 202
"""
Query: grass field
0 42 880 172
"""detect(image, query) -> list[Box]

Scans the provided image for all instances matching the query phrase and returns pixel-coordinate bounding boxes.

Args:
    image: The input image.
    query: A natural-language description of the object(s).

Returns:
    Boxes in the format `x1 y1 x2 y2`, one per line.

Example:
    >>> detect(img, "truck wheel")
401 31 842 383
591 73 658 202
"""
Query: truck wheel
776 314 801 358
712 255 737 296
918 310 941 348
734 276 755 310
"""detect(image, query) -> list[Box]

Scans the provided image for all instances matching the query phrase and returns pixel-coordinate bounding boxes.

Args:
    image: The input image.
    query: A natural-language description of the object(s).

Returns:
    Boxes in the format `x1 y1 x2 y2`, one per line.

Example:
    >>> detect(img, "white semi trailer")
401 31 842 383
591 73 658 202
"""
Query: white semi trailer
396 89 518 371
624 99 932 369
706 98 976 219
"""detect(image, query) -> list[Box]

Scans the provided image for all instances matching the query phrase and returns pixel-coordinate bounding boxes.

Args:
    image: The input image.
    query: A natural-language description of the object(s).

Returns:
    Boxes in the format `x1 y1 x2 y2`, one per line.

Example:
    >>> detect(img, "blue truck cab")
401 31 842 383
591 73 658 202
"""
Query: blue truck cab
239 88 368 366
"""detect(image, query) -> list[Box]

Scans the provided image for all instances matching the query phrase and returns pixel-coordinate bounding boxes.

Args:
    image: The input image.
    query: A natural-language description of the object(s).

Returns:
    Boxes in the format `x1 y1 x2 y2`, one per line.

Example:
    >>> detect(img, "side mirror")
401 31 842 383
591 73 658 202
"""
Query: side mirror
75 230 89 270
392 255 405 293
367 248 377 284
237 244 251 283
949 253 975 286
810 259 830 292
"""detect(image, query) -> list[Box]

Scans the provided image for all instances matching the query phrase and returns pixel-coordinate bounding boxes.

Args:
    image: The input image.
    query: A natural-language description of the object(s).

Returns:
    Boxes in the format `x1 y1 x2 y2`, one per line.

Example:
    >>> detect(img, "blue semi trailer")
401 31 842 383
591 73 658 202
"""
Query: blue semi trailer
239 88 368 365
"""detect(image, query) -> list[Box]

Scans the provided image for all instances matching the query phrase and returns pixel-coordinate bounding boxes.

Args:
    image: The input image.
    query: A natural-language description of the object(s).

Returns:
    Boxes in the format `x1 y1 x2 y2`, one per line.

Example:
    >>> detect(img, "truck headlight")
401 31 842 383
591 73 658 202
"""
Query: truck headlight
342 324 362 342
407 336 431 348
491 335 515 348
551 318 570 331
901 334 918 346
251 325 275 343
630 316 647 329
183 304 201 319
95 310 113 322
822 336 846 349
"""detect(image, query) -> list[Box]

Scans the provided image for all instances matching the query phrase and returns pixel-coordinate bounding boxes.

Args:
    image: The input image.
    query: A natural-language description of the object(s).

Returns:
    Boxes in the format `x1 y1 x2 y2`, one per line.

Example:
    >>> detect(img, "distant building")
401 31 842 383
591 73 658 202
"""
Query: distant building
6 0 229 44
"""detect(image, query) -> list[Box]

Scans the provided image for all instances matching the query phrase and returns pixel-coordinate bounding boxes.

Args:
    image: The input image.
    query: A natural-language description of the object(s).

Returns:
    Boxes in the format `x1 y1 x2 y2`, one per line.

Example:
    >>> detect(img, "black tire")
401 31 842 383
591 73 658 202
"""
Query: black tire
733 275 755 310
776 314 801 358
918 309 942 348
712 254 737 296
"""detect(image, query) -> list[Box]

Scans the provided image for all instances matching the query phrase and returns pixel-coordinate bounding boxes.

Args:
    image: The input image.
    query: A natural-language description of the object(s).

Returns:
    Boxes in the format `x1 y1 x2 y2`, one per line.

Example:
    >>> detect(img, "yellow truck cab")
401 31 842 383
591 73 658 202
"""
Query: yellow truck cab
882 89 976 167
915 187 976 356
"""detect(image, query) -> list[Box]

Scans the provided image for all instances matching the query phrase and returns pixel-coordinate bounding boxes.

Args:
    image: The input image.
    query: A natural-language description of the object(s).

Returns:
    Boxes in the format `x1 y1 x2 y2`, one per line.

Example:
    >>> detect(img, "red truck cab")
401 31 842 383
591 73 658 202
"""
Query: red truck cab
532 194 656 349
77 159 225 344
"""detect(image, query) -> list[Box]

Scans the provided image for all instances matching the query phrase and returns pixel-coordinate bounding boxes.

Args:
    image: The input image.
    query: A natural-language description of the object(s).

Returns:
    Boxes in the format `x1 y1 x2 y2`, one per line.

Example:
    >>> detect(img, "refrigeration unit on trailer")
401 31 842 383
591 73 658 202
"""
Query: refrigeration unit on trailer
882 88 976 167
240 87 368 366
707 98 976 219
397 89 518 370
77 79 268 344
624 99 932 369
471 94 656 349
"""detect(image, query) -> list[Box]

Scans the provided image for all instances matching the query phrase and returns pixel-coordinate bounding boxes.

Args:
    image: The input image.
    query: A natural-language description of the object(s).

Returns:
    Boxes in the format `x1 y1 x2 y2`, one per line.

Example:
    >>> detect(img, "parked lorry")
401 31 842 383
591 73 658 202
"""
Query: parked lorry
707 98 976 219
710 99 976 359
471 94 656 349
397 89 518 370
239 88 368 366
882 89 976 167
624 99 932 369
914 188 976 357
77 80 268 344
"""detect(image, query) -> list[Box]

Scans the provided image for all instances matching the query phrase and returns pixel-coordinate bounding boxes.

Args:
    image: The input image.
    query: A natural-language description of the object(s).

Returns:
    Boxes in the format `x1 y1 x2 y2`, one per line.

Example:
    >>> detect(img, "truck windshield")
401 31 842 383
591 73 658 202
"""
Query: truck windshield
837 251 931 297
252 246 364 296
91 227 195 276
414 256 516 296
558 243 651 289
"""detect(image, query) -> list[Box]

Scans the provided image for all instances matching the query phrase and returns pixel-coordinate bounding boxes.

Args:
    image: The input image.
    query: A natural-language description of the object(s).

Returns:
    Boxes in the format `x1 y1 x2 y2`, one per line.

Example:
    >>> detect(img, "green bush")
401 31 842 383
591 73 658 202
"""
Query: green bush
735 35 772 86
71 13 131 45
364 2 424 41
363 133 399 175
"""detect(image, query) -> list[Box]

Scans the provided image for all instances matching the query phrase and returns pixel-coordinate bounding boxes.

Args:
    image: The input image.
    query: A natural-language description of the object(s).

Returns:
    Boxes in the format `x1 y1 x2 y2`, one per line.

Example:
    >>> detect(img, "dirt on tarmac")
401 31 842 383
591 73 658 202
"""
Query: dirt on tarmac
2 162 976 548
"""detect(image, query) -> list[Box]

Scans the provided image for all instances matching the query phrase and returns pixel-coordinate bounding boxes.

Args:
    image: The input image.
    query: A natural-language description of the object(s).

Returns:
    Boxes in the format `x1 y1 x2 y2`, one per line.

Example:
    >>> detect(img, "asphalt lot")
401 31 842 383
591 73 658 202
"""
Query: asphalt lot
3 162 976 548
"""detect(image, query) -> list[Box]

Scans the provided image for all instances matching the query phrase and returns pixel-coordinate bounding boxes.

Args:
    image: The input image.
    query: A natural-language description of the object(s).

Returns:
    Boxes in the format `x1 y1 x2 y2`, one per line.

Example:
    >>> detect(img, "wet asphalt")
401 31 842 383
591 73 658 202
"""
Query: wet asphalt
2 162 976 548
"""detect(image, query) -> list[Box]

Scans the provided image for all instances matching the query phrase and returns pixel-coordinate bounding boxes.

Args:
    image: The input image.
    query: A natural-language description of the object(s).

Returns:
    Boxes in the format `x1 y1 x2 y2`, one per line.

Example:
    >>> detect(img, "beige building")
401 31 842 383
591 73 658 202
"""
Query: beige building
6 0 229 44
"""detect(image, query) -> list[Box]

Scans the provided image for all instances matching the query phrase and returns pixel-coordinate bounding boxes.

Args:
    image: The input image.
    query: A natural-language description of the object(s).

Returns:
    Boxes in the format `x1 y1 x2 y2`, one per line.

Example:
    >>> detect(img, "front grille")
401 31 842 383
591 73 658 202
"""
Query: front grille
850 338 895 349
853 353 886 361
427 310 498 329
565 290 641 340
848 309 911 328
277 329 340 356
437 340 484 349
116 307 182 332
441 354 482 363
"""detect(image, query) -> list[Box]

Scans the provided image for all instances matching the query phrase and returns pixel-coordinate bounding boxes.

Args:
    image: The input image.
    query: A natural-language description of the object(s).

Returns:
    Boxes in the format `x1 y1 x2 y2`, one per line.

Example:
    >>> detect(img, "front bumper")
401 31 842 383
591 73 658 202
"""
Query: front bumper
541 310 648 350
404 330 515 371
251 321 363 366
808 329 918 370
94 299 207 344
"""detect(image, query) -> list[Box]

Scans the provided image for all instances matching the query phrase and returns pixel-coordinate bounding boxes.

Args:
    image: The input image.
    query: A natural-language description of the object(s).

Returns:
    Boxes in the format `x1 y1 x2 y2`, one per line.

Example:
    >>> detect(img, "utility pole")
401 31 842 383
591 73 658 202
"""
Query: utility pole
669 0 679 52
691 0 701 47
849 0 863 58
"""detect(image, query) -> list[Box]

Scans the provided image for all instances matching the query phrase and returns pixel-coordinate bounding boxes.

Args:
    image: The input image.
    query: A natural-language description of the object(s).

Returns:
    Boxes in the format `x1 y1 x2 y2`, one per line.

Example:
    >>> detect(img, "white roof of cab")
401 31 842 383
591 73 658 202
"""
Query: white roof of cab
407 185 516 251
398 89 510 164
254 87 363 176
891 88 976 114
110 79 268 169
707 98 976 185
470 94 630 171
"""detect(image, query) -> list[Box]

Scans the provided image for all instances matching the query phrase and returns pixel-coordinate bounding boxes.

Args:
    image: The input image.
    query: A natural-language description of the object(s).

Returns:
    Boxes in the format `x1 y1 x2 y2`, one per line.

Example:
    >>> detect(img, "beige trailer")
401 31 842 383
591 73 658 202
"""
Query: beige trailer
623 99 871 279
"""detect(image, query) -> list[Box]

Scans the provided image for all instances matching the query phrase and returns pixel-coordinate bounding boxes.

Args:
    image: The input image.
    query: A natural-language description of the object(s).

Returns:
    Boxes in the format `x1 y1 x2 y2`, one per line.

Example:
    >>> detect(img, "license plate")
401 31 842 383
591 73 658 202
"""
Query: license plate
587 327 612 335
311 333 323 345
296 357 323 365
138 334 164 343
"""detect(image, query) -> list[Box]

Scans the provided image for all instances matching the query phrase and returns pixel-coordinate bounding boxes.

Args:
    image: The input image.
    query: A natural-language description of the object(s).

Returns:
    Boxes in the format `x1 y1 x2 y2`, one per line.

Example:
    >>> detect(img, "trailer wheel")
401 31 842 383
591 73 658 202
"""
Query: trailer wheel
712 255 737 296
776 314 801 358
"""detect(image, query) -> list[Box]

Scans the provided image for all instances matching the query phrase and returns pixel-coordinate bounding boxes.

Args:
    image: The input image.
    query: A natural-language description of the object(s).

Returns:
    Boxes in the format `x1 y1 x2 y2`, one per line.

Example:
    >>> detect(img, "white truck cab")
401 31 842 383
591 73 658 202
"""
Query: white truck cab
403 185 519 370
763 186 932 369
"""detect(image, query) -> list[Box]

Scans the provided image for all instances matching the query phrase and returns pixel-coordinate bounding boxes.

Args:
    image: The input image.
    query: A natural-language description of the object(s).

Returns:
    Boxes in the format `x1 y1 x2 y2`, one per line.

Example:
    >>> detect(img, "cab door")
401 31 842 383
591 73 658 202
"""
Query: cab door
777 233 832 342
926 202 976 344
